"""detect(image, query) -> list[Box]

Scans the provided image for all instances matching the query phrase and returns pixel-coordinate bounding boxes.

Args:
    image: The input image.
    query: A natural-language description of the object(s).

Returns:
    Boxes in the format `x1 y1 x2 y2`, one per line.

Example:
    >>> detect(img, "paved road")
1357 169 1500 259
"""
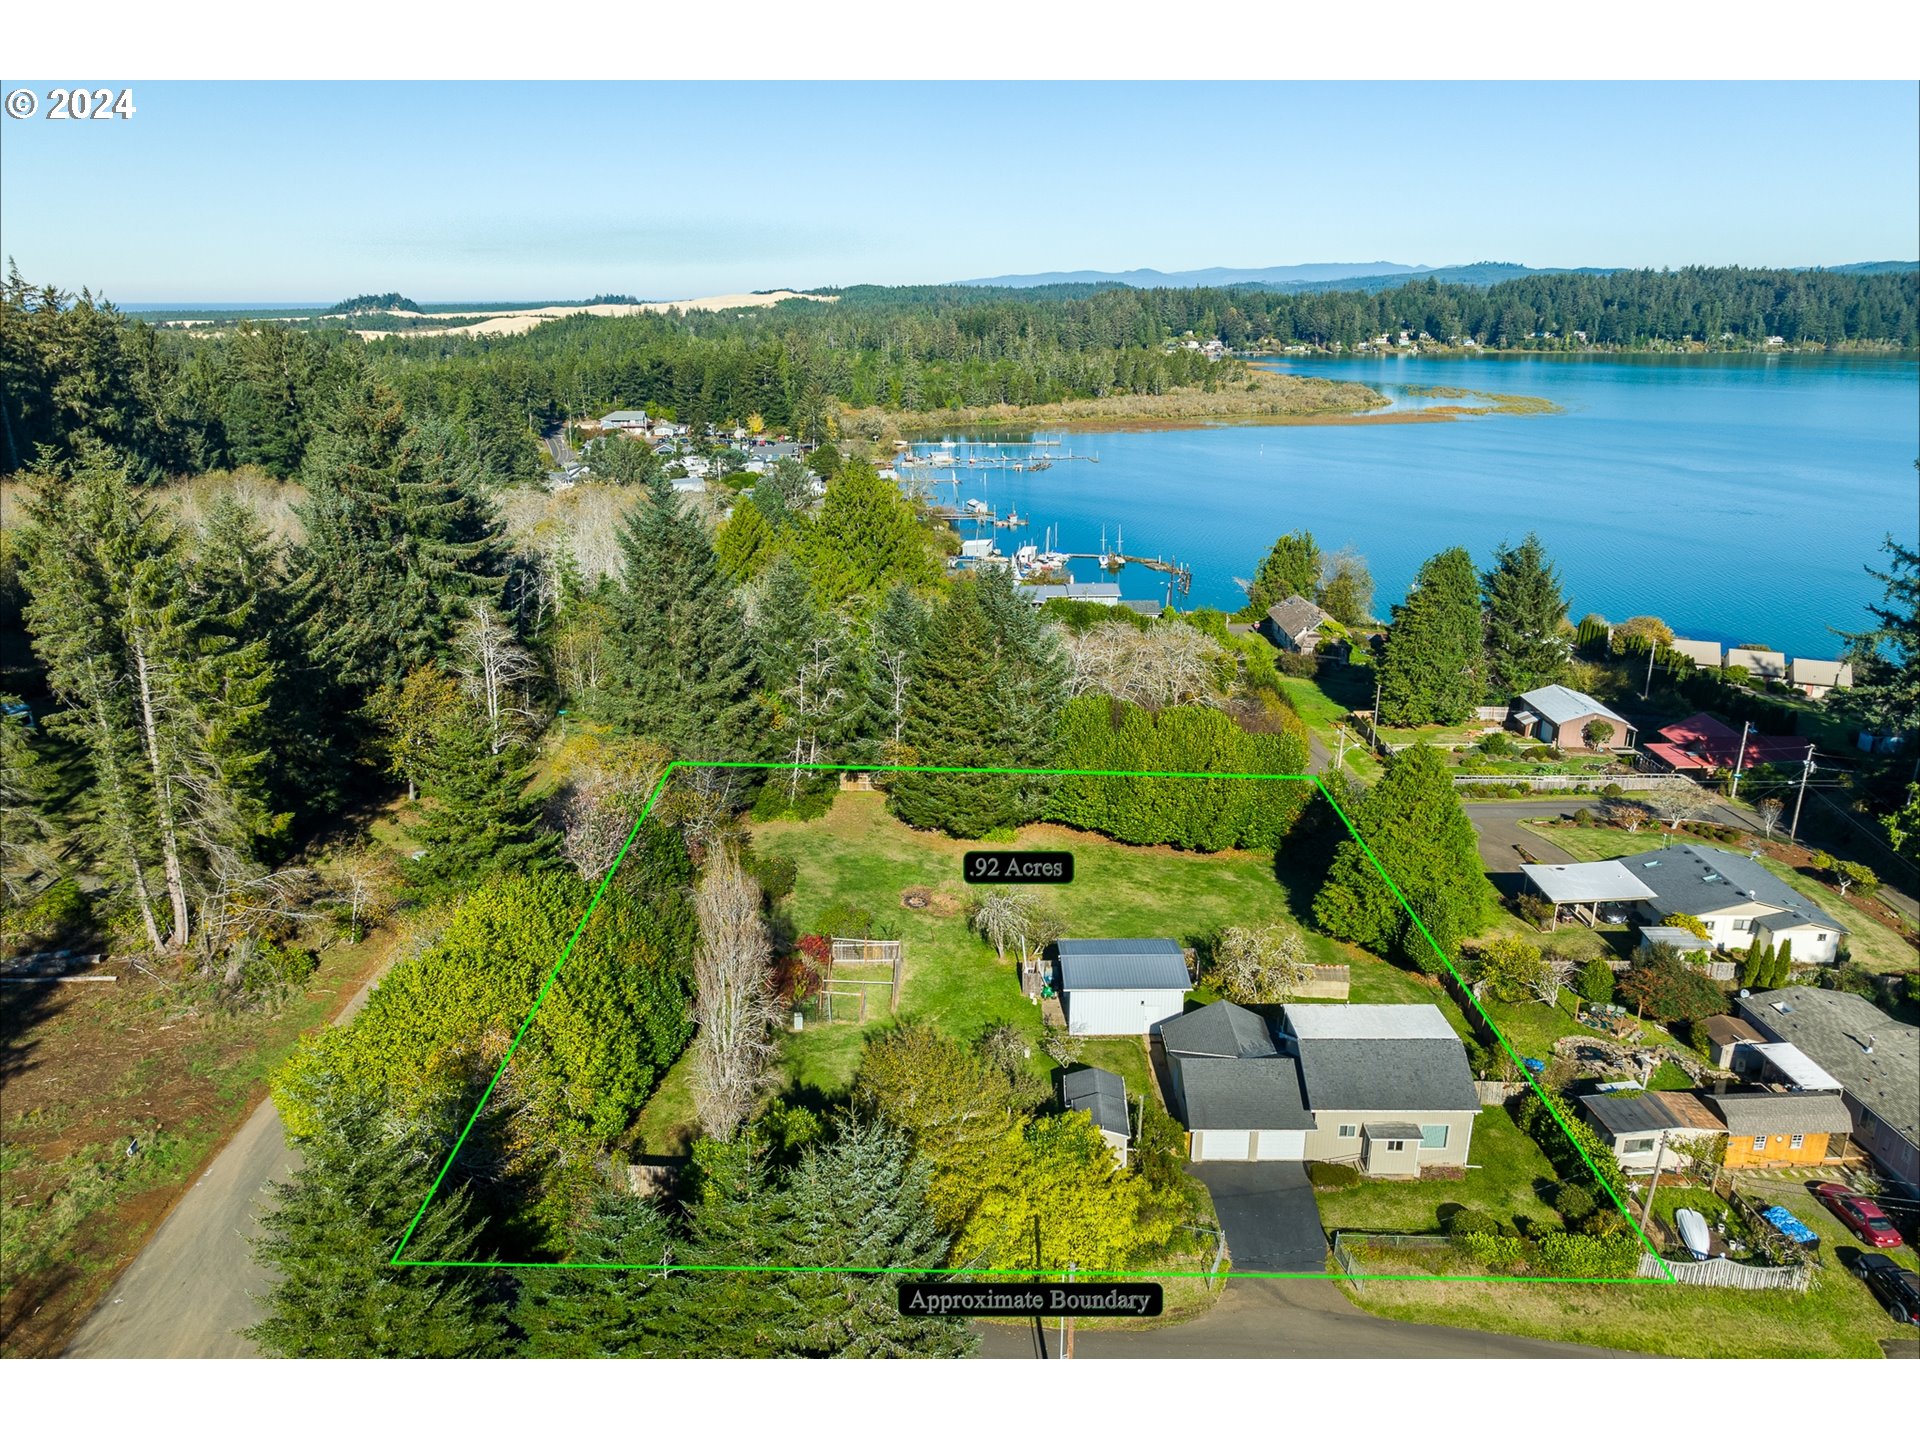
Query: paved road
972 1276 1627 1358
1190 1162 1327 1274
65 958 392 1358
1463 800 1580 878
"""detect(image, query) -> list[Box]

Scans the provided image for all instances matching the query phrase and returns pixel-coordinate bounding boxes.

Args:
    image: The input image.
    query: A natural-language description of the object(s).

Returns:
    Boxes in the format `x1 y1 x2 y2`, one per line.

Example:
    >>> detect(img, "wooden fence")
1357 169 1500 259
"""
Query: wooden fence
1637 1252 1811 1290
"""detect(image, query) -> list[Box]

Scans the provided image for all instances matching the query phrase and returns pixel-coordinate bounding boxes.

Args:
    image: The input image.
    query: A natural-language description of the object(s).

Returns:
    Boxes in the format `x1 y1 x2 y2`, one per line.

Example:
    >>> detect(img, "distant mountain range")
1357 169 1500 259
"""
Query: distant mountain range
953 260 1917 292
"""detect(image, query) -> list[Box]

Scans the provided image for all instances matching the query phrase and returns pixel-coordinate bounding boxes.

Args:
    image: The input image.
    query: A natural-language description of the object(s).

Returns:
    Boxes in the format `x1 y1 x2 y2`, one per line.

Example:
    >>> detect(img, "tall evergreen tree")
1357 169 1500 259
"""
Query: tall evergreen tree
889 570 1063 837
289 383 504 694
714 495 779 583
1482 532 1571 697
1837 527 1920 739
1318 548 1375 626
19 449 282 949
1376 546 1486 726
1313 744 1489 972
405 713 558 899
1243 530 1323 618
602 474 761 759
247 1102 510 1359
514 1189 673 1358
860 583 927 757
802 460 938 605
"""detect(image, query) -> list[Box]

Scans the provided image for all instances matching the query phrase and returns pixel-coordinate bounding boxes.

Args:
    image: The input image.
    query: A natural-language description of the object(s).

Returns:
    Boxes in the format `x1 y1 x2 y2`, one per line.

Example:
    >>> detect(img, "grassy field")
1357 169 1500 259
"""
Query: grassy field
1315 1103 1562 1237
1519 821 1915 972
1344 1171 1920 1357
1271 668 1382 783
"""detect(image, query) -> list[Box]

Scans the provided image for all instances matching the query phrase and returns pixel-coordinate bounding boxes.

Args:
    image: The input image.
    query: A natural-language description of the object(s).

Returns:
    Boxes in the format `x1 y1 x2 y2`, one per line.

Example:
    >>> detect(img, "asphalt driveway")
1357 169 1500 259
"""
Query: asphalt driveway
1190 1161 1327 1275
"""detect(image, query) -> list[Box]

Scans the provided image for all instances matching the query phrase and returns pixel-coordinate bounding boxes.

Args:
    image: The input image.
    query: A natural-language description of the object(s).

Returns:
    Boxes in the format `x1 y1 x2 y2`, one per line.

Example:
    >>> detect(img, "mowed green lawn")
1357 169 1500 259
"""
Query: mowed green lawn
751 790 1335 1097
1315 1103 1563 1237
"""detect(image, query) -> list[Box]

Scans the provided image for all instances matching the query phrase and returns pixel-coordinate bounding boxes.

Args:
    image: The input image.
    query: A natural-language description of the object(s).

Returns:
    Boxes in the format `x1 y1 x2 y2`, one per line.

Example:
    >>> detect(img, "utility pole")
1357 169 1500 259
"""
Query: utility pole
1729 721 1752 801
1788 743 1816 843
1641 641 1658 701
1638 1131 1669 1233
1061 1261 1075 1360
1335 724 1349 774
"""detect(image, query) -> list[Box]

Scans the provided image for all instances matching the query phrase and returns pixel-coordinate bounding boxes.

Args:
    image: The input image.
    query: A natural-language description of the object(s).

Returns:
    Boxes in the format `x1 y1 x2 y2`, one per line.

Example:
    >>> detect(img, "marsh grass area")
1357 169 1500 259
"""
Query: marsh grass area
1519 820 1918 972
0 928 395 1357
1343 1173 1920 1358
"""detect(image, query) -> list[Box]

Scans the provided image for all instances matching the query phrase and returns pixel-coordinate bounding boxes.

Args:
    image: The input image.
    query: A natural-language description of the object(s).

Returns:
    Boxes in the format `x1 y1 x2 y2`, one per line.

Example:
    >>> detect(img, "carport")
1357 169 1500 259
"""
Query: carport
1519 860 1657 930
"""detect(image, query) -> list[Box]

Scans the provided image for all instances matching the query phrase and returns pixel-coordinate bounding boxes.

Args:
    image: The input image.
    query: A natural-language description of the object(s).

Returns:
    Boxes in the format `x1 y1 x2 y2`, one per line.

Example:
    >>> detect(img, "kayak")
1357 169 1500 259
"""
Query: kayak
1675 1208 1712 1260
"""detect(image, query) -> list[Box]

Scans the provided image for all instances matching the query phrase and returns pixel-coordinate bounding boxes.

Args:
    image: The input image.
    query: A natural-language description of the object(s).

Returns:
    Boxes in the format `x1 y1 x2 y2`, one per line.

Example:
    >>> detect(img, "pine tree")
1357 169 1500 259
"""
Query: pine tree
19 449 284 949
1313 744 1488 972
802 460 938 605
289 383 504 694
1837 528 1920 738
247 1102 510 1358
1244 530 1322 618
714 496 779 583
602 475 761 760
766 1120 974 1358
406 714 558 899
514 1189 673 1358
1767 938 1794 989
0 699 60 905
1738 939 1770 990
859 583 927 757
1377 547 1486 726
889 571 1063 837
640 1141 794 1357
1318 549 1375 626
1482 532 1571 696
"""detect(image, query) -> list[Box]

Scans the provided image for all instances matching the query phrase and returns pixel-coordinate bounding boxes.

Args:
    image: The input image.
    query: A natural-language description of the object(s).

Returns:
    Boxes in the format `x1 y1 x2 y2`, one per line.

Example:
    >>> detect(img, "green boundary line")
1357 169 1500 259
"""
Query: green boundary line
388 760 1678 1286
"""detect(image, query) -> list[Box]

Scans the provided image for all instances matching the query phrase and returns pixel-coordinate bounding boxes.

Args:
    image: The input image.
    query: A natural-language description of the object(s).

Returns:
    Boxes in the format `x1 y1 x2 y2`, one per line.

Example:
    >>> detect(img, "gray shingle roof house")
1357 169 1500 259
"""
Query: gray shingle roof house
1507 684 1635 750
1578 1089 1726 1171
1734 987 1919 1193
1159 1001 1478 1172
1059 1066 1131 1164
1054 938 1190 1037
1706 1089 1855 1139
1260 596 1332 653
1623 845 1846 963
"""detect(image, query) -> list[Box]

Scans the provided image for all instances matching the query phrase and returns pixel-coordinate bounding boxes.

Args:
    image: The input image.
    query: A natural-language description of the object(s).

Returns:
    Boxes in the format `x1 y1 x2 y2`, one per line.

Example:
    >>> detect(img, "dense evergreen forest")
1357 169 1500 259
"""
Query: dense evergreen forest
5 263 1912 483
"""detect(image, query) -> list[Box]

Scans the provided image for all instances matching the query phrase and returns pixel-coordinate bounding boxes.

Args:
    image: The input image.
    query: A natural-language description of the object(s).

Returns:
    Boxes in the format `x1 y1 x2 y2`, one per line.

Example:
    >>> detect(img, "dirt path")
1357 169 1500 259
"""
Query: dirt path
63 951 394 1358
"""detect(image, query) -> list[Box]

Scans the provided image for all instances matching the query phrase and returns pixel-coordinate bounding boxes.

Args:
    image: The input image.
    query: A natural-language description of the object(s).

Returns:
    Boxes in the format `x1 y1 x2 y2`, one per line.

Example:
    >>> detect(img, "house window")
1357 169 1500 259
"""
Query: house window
1731 918 1750 932
1419 1124 1449 1149
1816 933 1828 942
1700 919 1716 930
1624 1138 1656 1154
1790 1134 1805 1150
1337 1124 1358 1138
1752 1135 1767 1151
1384 1140 1406 1152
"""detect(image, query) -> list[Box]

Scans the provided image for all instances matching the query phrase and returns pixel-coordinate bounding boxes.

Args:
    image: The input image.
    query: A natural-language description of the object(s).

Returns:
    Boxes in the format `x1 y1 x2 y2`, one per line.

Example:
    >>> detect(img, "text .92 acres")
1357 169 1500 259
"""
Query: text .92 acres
961 851 1074 885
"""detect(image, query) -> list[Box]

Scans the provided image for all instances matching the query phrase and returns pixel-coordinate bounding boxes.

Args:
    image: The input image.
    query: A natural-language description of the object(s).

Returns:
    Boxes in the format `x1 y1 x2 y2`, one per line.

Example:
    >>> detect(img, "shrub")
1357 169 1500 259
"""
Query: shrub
1276 650 1319 677
1555 1183 1597 1224
1577 955 1616 1004
1455 1231 1529 1271
1572 807 1593 825
1514 893 1555 930
1445 1207 1505 1237
814 901 875 938
1601 783 1625 799
1309 1161 1362 1191
1477 731 1518 757
1537 1229 1641 1279
741 849 798 905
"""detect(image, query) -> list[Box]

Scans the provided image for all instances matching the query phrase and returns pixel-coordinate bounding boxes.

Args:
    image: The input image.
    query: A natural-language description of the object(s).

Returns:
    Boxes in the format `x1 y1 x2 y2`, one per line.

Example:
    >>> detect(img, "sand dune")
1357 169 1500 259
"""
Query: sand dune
350 289 834 338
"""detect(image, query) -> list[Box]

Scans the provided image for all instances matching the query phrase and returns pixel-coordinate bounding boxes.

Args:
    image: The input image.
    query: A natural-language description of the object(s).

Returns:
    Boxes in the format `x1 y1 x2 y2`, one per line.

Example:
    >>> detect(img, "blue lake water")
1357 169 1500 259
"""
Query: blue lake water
909 353 1918 659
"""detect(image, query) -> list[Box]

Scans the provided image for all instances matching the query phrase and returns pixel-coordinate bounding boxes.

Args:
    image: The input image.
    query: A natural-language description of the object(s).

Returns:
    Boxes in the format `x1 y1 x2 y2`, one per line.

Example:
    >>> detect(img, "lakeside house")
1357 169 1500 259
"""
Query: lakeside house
1725 647 1788 682
1621 844 1846 964
1639 712 1805 776
1259 595 1333 654
1788 658 1854 699
1734 987 1919 1193
1159 1001 1478 1173
1668 637 1723 669
1506 684 1635 750
1021 582 1123 607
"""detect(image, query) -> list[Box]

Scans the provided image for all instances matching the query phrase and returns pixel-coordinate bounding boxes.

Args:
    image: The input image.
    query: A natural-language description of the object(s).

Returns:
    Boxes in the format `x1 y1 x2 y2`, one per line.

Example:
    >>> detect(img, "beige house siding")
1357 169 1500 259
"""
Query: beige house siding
1303 1109 1477 1168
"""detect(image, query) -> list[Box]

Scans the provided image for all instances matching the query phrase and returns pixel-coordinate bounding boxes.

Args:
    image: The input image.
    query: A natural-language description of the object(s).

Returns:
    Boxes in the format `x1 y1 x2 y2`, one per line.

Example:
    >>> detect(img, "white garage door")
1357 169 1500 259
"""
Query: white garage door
1251 1130 1306 1160
1195 1129 1253 1161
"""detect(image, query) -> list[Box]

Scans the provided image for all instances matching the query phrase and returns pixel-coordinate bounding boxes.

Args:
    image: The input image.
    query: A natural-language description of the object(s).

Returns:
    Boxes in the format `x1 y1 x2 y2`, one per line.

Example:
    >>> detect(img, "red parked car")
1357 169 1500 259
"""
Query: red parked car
1814 1183 1904 1249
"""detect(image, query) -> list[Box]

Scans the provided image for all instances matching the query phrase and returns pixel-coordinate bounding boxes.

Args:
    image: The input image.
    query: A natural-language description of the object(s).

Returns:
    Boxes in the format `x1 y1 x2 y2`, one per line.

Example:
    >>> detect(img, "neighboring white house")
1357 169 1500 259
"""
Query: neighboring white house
1053 938 1190 1036
1159 1001 1479 1172
1788 658 1854 700
597 409 650 432
1619 844 1847 964
1060 1066 1130 1165
1725 647 1788 682
1669 637 1724 669
1019 582 1123 607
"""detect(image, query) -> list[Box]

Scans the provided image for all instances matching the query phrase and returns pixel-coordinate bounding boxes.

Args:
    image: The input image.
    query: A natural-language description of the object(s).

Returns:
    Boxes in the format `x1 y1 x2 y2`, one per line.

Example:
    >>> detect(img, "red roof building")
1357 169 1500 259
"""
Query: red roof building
1640 712 1806 774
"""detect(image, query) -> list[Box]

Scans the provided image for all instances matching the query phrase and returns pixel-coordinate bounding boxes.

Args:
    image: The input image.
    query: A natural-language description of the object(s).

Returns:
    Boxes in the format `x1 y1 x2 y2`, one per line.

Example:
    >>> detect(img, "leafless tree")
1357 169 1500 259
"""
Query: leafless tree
1642 774 1711 834
1059 620 1224 709
1209 923 1310 1004
662 765 746 863
969 888 1033 965
552 738 671 883
690 849 779 1141
779 623 849 801
1602 795 1650 834
1756 796 1784 841
452 600 541 755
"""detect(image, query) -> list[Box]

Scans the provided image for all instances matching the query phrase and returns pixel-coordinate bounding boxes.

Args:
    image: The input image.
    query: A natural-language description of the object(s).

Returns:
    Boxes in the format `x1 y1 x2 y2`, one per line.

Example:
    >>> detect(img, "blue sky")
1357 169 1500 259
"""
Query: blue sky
2 81 1915 302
